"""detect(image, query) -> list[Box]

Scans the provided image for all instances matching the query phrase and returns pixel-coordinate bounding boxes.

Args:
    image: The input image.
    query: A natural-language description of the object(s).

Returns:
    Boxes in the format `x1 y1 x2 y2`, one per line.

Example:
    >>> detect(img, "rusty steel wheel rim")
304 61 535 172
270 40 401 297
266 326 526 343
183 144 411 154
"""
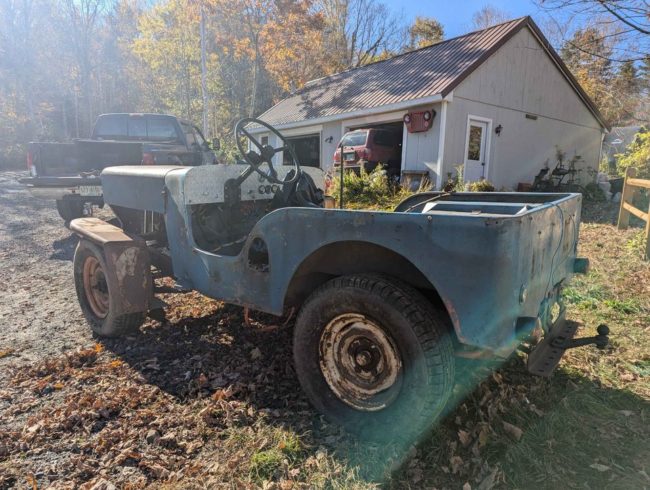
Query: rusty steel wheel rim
319 313 402 411
82 256 109 319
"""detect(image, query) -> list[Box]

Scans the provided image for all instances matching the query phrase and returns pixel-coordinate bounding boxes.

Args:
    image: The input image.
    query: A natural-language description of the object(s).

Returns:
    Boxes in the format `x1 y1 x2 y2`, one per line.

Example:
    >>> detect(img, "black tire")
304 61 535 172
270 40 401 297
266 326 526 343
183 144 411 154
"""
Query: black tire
293 274 454 443
56 199 85 222
73 240 145 337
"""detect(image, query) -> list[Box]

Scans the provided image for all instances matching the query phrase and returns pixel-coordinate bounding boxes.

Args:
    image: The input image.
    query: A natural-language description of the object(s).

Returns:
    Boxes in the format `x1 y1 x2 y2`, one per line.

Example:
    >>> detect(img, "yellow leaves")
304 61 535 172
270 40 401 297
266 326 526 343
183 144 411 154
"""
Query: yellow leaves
93 343 104 354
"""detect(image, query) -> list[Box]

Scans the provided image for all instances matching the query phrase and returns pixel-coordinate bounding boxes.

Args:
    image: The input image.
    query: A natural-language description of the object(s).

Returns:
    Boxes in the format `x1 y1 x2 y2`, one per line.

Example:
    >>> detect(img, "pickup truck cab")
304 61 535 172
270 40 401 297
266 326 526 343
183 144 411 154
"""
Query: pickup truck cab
68 118 608 444
20 113 218 222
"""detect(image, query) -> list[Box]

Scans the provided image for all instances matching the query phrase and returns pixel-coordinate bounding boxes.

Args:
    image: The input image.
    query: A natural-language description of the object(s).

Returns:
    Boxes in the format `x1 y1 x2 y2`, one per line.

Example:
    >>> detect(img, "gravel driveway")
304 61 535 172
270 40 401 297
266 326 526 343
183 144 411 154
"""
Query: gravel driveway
0 171 94 368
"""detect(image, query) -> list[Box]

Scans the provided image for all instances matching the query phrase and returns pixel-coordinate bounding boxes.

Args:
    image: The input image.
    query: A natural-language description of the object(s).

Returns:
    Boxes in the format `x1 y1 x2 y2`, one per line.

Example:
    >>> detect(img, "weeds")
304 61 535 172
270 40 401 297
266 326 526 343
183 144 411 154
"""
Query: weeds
330 165 429 210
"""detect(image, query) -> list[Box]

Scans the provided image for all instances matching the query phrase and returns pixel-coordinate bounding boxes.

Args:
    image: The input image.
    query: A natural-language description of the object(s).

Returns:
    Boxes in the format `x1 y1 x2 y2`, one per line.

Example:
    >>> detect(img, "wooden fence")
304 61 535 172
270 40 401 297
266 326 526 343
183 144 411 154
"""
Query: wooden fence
617 167 650 260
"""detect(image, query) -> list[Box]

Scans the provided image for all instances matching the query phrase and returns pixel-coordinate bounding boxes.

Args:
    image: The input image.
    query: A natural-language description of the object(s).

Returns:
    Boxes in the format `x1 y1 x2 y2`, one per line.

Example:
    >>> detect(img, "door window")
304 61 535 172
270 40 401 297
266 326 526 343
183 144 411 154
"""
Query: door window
193 126 207 147
467 124 483 161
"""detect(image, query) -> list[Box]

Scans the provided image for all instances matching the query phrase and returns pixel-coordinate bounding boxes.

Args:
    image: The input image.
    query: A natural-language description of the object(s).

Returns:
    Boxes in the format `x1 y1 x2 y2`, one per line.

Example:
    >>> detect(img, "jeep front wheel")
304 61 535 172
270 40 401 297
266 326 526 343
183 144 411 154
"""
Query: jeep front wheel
293 274 454 443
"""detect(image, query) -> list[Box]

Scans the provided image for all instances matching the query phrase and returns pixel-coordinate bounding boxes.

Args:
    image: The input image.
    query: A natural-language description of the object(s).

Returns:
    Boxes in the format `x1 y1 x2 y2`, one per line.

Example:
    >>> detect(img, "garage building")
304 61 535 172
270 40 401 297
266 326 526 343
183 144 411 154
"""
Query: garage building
251 16 609 190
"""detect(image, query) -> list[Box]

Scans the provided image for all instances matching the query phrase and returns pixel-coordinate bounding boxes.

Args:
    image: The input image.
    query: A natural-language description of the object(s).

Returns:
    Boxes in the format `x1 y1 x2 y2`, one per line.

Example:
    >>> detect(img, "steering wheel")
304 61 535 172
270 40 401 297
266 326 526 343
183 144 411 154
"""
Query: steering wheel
234 117 301 185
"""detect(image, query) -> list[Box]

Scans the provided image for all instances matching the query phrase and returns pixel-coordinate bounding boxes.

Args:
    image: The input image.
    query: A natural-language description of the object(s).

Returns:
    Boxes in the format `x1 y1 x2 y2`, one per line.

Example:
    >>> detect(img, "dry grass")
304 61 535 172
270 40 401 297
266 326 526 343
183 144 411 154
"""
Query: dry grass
0 200 648 489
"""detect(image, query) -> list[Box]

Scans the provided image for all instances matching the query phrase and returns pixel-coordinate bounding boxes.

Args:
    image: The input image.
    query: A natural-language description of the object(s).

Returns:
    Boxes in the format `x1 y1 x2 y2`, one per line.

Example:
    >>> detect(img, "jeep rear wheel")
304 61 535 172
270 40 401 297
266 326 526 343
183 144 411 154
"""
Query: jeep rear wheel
73 240 145 337
293 274 454 443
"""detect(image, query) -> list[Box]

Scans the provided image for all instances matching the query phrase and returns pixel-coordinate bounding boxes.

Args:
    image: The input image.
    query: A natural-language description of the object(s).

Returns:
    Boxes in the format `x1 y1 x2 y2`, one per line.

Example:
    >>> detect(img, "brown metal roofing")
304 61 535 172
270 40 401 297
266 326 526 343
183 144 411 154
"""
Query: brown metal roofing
257 16 608 130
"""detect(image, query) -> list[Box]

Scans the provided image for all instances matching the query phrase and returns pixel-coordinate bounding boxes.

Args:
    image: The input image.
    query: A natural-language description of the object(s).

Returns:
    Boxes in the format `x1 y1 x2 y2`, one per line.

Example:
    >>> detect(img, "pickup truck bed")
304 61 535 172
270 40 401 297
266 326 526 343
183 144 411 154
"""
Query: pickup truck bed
20 113 218 222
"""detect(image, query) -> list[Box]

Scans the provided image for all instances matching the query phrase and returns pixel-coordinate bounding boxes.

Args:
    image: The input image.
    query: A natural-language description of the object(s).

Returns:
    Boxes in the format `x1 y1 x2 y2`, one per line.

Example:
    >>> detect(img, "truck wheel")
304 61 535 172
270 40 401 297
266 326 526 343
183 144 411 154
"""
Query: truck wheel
56 199 85 222
293 274 454 443
73 240 145 337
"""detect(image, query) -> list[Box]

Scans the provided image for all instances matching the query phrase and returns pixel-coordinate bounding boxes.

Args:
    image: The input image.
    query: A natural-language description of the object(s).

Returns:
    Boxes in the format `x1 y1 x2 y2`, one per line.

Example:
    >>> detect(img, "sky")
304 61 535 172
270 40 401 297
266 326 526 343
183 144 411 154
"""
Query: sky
382 0 545 38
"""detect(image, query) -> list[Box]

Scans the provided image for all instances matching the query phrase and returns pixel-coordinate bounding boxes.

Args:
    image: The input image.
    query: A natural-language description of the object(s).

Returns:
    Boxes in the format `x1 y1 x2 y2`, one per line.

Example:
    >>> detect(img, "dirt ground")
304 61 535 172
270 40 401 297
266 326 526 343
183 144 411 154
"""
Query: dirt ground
0 171 385 489
0 172 94 365
0 171 648 489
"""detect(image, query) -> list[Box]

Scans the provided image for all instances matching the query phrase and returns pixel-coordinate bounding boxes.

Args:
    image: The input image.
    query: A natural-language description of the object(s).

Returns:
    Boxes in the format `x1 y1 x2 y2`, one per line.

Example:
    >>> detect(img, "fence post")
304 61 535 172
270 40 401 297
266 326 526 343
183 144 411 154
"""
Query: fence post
617 167 637 230
645 198 650 260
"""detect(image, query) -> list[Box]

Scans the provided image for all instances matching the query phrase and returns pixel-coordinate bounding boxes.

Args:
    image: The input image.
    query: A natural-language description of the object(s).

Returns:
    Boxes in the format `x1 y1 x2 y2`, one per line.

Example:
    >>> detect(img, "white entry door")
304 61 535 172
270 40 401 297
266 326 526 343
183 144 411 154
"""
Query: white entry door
463 119 490 182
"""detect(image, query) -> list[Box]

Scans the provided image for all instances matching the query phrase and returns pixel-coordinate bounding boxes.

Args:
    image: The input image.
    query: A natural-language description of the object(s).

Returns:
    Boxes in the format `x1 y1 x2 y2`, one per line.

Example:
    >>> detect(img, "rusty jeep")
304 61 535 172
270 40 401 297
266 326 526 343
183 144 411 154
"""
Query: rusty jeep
69 118 608 442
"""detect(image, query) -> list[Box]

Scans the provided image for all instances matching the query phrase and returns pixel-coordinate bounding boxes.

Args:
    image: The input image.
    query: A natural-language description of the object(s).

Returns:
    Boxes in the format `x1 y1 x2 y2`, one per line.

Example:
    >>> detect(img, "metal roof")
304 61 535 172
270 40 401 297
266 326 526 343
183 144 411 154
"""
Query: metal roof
256 17 608 130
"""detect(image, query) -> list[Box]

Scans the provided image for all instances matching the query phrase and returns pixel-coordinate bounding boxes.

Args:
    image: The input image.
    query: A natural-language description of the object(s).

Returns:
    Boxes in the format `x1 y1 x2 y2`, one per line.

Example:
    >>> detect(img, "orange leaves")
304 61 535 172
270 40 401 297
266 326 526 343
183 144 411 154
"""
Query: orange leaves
212 385 234 401
210 0 328 93
108 359 123 369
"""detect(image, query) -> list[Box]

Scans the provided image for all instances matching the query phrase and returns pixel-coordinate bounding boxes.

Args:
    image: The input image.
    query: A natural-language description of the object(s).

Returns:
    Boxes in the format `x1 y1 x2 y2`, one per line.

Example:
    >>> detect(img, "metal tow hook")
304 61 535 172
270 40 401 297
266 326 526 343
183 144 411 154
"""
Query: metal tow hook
552 324 610 350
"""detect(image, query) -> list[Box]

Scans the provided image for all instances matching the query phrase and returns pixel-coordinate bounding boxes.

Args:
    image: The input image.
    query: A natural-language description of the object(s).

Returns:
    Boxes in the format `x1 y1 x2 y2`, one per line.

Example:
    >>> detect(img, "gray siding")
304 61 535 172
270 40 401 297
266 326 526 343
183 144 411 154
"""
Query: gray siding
321 121 342 172
444 27 603 189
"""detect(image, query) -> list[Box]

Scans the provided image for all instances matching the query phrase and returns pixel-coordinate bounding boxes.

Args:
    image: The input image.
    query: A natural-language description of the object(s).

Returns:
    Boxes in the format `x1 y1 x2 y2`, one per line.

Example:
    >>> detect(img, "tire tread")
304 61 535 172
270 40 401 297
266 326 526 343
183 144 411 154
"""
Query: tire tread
294 273 455 442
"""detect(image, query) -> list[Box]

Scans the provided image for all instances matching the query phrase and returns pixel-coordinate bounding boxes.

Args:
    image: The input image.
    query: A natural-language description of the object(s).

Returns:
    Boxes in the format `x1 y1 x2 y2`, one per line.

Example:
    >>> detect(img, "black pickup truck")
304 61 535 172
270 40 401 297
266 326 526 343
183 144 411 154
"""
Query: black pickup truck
20 113 218 221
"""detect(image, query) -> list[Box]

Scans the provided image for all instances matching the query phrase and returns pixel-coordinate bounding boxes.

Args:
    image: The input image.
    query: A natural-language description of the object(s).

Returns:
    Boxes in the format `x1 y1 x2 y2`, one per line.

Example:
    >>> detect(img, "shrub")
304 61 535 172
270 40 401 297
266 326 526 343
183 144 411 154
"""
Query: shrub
442 164 466 192
582 182 606 202
616 127 650 179
468 179 495 192
329 165 392 206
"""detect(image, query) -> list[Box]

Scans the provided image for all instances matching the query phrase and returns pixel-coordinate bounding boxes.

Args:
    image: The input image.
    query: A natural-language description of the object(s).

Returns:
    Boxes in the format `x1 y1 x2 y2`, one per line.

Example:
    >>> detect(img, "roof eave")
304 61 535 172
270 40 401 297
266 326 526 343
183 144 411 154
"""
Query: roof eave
253 93 446 133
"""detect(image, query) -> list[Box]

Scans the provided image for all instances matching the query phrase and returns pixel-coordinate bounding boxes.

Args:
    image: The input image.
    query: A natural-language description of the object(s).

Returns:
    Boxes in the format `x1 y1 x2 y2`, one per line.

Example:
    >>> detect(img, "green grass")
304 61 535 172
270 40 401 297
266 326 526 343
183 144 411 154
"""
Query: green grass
249 431 302 481
503 382 648 489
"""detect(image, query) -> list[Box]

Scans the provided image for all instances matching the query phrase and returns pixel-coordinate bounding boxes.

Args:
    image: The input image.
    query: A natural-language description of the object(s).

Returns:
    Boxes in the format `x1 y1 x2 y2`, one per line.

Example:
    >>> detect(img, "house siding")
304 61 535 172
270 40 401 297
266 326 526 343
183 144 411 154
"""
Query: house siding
444 27 603 189
321 121 343 172
402 102 441 175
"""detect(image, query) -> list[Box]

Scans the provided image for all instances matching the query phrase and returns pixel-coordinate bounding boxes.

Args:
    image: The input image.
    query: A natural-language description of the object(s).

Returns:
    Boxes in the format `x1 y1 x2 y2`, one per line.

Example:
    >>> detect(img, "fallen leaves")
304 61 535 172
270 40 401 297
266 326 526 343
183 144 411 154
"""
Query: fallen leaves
458 429 472 447
450 455 464 474
250 347 263 360
502 421 523 441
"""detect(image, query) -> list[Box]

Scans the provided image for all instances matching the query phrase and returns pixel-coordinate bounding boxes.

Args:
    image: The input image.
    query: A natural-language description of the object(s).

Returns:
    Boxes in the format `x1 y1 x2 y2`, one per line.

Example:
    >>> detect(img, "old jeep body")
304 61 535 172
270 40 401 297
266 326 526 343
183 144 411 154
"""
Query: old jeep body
97 164 582 354
69 119 603 442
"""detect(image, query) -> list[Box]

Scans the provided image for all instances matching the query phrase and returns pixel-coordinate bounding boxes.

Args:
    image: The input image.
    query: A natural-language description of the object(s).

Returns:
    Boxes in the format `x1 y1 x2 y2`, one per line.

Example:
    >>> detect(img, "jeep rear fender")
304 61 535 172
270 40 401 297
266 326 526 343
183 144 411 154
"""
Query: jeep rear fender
70 217 153 315
284 240 458 337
